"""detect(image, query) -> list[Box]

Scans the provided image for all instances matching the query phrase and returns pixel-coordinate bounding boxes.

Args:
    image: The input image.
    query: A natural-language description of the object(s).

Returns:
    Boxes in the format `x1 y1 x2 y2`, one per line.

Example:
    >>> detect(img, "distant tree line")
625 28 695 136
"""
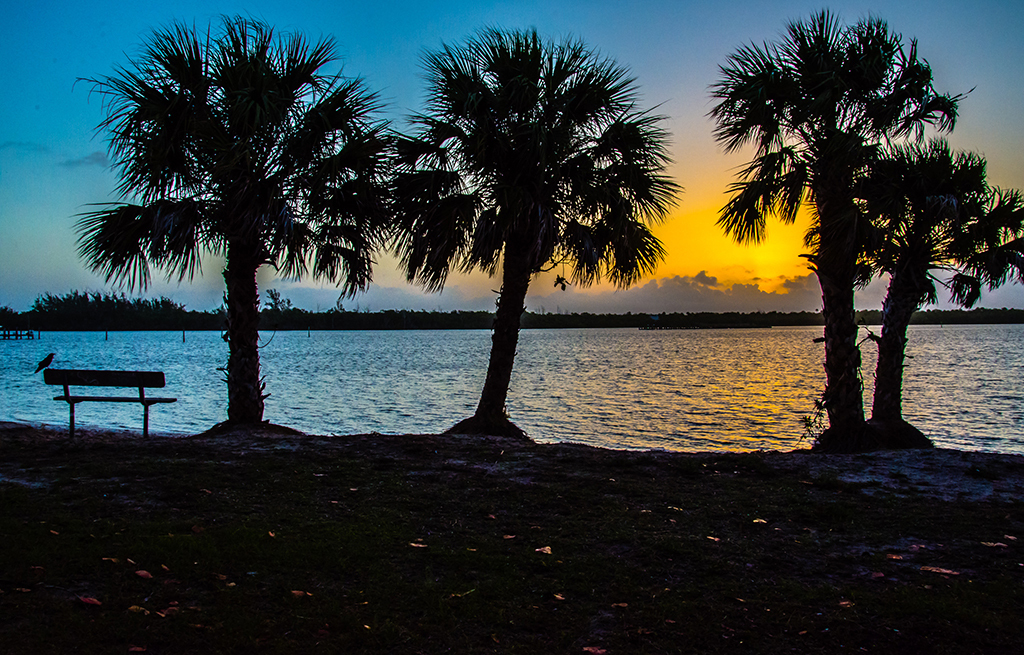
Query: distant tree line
2 291 1023 332
7 292 222 331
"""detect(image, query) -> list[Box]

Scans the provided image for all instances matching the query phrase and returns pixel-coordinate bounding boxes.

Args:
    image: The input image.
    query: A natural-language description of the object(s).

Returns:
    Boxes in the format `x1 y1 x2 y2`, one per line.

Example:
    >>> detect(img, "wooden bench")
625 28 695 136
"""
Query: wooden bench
43 369 177 438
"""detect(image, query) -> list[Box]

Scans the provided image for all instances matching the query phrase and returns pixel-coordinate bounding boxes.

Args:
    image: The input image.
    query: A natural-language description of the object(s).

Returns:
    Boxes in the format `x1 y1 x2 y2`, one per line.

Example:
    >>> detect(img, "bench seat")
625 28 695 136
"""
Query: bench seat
51 395 178 405
44 369 177 437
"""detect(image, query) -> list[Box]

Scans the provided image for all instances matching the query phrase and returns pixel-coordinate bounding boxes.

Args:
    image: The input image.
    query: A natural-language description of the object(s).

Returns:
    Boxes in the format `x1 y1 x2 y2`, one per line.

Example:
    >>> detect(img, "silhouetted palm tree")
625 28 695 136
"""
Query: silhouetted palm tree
393 28 679 438
865 139 1024 437
77 17 392 425
709 10 961 452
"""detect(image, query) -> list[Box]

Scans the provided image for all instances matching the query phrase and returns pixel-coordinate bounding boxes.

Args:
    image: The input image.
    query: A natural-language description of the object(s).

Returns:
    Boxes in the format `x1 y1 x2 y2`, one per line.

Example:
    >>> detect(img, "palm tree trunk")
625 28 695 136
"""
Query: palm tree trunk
809 174 873 453
816 266 866 438
868 272 935 449
447 242 532 439
223 242 265 424
871 273 921 421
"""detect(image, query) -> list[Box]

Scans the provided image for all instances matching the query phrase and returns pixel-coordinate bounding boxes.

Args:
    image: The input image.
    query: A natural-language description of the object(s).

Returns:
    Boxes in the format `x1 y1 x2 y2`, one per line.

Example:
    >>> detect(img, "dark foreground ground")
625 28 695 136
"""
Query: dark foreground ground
1 422 1023 654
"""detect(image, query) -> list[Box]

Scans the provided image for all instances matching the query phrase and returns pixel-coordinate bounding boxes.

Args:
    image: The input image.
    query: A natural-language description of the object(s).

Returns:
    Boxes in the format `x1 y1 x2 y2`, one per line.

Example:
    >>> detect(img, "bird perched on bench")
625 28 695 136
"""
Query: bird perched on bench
34 353 55 373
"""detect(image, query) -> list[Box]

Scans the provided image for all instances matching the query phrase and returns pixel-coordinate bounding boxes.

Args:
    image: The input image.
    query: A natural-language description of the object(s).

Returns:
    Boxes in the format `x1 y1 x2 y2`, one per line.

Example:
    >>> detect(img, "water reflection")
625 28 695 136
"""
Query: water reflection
0 325 1020 454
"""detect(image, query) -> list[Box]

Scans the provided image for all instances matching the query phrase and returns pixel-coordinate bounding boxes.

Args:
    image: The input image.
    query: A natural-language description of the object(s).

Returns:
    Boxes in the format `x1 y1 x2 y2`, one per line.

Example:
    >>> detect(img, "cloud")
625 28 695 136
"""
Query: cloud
58 151 109 168
266 271 833 314
266 280 499 313
524 272 824 314
692 270 719 287
0 141 50 154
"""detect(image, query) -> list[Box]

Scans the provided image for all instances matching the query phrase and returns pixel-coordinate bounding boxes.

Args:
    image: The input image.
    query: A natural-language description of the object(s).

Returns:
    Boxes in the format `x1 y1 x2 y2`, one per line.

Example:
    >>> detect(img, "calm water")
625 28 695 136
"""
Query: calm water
1 325 1021 453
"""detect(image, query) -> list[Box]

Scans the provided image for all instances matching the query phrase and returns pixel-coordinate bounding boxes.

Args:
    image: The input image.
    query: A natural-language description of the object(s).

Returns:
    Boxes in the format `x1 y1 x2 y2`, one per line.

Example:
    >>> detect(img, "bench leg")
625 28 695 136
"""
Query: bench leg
144 404 149 438
69 402 75 439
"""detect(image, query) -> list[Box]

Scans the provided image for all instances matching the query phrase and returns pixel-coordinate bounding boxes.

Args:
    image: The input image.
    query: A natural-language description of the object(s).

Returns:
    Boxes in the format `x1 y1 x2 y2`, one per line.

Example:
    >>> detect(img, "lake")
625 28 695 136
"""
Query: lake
1 325 1021 454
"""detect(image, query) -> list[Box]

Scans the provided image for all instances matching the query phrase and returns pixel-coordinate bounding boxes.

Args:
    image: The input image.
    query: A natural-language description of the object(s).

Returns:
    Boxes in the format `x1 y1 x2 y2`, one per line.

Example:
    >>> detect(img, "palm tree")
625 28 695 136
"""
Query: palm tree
865 139 1024 437
393 28 679 438
709 10 961 452
77 17 392 426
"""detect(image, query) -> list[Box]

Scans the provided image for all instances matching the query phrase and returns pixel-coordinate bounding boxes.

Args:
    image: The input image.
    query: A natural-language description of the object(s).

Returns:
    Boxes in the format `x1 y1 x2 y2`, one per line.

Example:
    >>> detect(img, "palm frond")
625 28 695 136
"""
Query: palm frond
710 9 962 277
79 16 392 296
392 27 677 293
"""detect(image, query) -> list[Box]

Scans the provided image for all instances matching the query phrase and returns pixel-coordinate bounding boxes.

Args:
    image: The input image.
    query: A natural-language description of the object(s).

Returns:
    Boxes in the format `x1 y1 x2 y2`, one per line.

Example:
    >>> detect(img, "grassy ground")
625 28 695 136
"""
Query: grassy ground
1 424 1022 654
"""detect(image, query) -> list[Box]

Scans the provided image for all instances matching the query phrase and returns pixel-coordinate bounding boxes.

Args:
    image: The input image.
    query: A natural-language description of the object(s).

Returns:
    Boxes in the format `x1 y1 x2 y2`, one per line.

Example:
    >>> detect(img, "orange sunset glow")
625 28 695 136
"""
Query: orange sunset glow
0 1 1020 313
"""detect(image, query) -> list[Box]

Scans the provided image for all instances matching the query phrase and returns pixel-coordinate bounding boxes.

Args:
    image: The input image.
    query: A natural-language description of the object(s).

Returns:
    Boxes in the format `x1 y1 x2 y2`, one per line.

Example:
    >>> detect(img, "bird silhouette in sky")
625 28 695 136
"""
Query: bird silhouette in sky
34 353 55 373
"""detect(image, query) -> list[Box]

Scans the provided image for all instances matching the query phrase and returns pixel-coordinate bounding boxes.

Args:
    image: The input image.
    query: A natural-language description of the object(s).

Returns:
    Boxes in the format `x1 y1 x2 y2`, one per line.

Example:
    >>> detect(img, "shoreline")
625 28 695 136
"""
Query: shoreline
3 420 1023 504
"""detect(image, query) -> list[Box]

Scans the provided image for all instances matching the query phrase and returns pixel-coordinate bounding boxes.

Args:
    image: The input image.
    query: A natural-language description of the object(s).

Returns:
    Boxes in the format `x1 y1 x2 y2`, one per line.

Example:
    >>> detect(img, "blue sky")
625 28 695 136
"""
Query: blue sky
2 0 1022 313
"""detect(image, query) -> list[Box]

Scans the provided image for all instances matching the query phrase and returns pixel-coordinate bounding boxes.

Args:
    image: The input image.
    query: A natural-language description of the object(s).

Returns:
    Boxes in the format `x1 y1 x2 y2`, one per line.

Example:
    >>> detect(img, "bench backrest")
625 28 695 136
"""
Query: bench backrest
43 369 166 388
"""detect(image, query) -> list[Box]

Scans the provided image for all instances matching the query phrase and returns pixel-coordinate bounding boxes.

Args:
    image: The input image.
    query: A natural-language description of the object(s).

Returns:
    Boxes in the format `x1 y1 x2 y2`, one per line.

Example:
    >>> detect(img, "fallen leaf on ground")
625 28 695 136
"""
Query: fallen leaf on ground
291 590 312 597
982 542 1008 548
753 519 767 523
102 557 119 563
128 605 148 614
921 566 960 575
611 602 628 607
49 530 59 535
268 532 275 538
135 570 152 579
871 572 885 579
78 596 101 605
554 594 565 600
839 600 854 607
503 535 516 539
409 542 428 548
707 536 720 542
887 554 903 560
583 647 607 654
128 646 146 652
214 573 227 580
200 489 212 494
535 546 552 554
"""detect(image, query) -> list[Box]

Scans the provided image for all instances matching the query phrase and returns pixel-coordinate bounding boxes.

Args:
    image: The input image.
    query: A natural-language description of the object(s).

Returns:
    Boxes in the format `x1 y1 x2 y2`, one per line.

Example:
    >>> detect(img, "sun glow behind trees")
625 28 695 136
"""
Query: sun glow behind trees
0 1 1021 313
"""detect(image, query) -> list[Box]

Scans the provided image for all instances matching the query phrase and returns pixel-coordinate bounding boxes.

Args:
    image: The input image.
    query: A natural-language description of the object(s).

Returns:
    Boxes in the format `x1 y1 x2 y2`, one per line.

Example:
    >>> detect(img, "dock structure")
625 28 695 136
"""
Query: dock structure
1 329 36 340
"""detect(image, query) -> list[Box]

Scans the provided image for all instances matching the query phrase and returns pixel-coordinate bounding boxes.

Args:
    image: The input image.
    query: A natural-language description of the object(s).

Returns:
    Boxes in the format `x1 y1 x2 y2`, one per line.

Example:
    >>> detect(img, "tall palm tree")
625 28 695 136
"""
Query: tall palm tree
393 28 679 438
709 10 961 452
77 17 392 426
866 139 1024 434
